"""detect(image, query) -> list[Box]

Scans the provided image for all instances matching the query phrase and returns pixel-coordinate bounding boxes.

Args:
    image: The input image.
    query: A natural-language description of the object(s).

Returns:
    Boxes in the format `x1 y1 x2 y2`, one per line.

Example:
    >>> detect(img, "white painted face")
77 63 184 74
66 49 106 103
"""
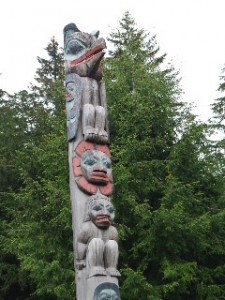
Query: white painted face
81 150 112 184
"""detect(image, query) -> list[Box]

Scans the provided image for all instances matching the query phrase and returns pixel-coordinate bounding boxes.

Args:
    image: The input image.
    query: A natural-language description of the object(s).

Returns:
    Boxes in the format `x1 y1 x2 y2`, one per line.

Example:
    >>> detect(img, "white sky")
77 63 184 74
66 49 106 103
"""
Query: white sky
1 0 225 121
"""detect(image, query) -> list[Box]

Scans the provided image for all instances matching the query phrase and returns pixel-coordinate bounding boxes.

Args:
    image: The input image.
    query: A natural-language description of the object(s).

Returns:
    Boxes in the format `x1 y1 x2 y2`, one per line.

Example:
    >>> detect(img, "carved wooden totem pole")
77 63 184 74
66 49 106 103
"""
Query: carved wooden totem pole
63 23 121 300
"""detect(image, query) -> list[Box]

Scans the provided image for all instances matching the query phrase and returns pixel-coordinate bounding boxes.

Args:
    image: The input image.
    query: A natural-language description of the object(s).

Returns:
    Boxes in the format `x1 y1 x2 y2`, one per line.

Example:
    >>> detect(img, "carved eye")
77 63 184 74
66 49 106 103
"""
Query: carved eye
86 158 97 166
66 85 74 92
83 157 97 166
108 207 114 214
92 205 102 211
68 40 85 54
103 159 111 168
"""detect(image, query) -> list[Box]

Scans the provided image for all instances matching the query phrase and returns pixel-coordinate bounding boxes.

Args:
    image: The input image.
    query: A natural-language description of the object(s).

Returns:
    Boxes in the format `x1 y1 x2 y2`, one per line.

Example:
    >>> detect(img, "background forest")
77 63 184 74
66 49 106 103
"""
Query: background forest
0 12 225 300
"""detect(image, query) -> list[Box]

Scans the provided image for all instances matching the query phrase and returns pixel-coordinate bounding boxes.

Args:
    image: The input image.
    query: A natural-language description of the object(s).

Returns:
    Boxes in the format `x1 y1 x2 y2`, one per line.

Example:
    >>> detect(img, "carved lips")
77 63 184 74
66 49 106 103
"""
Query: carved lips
66 92 73 101
89 167 108 183
95 214 112 227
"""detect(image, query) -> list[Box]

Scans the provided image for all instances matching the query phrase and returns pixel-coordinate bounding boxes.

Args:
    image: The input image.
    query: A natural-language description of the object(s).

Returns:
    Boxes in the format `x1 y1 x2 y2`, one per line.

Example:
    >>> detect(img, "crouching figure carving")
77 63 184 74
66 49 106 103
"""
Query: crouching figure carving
76 195 120 278
64 23 108 144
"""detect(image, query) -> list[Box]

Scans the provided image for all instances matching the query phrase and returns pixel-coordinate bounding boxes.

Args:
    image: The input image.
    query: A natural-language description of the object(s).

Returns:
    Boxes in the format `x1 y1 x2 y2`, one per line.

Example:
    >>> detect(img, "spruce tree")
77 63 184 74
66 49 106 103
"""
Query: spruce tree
104 11 184 299
211 65 225 130
5 39 75 299
0 89 37 299
104 12 225 299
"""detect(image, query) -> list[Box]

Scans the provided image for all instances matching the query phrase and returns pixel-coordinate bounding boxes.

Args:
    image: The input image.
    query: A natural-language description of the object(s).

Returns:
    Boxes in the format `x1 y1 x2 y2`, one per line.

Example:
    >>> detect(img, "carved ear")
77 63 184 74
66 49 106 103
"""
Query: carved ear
64 23 80 34
91 30 100 38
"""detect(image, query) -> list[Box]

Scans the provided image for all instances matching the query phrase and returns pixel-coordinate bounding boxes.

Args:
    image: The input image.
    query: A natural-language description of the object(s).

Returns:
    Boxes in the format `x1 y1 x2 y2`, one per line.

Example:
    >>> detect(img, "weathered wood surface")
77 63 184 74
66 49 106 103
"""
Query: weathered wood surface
64 23 121 300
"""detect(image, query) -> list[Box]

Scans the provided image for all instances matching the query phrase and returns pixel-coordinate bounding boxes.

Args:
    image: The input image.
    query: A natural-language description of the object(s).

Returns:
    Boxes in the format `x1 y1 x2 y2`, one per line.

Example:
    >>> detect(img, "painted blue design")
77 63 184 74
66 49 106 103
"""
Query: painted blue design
65 73 81 141
94 282 120 300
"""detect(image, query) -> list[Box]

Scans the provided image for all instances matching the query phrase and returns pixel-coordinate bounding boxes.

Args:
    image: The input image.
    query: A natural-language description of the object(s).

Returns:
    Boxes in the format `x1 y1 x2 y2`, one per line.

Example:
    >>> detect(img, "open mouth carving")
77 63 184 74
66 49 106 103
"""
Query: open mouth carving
69 43 105 67
95 215 111 225
91 169 109 183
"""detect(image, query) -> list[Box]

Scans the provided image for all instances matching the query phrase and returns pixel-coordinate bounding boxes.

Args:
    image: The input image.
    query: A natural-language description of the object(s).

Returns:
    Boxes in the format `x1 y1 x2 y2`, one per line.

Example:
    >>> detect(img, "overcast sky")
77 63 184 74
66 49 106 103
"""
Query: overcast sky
1 0 225 121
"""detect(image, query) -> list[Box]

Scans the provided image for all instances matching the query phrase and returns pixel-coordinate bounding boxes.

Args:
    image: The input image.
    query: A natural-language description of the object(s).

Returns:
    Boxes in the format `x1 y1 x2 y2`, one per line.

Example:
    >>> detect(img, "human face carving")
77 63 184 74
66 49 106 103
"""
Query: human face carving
89 198 115 228
96 289 119 300
81 150 112 184
66 81 76 102
73 141 113 196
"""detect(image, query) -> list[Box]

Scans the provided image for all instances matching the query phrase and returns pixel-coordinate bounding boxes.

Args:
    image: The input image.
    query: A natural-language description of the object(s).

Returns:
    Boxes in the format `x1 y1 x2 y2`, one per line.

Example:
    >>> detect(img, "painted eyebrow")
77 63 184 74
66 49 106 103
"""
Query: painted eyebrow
92 203 104 208
85 153 98 158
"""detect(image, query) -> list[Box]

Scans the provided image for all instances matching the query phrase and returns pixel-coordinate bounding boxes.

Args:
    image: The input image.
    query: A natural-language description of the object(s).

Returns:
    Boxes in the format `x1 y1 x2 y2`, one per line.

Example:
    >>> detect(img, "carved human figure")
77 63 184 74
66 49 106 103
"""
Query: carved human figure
94 282 121 300
63 23 108 144
76 195 120 278
73 141 113 196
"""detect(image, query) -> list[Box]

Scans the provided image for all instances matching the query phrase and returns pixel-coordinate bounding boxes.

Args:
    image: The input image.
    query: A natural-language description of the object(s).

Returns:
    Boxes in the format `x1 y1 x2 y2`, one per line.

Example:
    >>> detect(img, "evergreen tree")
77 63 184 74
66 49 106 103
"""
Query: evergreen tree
211 65 225 131
0 89 37 299
211 65 225 160
104 12 225 299
0 39 75 299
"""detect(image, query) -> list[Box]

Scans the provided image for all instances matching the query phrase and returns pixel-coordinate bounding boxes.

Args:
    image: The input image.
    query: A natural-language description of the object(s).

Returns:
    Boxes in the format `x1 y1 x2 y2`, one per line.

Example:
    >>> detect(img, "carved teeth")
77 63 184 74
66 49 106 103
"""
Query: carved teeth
69 44 105 66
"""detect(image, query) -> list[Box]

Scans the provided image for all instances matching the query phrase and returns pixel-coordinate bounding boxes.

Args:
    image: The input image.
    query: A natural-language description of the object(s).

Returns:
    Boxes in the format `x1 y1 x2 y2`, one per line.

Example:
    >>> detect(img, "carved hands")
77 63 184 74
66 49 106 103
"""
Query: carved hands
76 196 120 278
76 259 86 270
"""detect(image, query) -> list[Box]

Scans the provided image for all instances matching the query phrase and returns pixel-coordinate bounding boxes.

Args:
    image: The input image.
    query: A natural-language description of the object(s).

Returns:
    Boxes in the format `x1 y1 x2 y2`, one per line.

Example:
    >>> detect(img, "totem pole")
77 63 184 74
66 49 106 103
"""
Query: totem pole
63 23 121 300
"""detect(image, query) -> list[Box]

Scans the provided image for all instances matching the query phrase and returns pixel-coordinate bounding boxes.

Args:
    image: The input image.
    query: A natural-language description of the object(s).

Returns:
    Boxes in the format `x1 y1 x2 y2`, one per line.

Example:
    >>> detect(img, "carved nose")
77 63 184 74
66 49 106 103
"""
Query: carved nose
102 205 109 215
103 208 108 214
93 167 107 173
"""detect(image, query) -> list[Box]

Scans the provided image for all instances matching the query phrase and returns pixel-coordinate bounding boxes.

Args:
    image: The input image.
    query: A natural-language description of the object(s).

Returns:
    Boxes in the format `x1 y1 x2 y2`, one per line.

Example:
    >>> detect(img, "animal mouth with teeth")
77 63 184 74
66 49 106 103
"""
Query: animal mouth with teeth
70 43 105 67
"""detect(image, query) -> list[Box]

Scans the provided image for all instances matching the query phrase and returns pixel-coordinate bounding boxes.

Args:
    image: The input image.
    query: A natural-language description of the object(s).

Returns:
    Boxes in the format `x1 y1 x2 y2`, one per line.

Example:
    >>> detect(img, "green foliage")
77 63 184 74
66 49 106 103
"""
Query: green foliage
211 65 225 126
120 268 158 300
104 12 225 299
13 177 74 299
0 39 75 299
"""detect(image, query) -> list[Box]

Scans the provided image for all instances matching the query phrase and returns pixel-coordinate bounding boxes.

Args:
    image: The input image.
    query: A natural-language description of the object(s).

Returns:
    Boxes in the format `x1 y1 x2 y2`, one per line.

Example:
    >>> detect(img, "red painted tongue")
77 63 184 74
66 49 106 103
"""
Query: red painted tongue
70 44 105 66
